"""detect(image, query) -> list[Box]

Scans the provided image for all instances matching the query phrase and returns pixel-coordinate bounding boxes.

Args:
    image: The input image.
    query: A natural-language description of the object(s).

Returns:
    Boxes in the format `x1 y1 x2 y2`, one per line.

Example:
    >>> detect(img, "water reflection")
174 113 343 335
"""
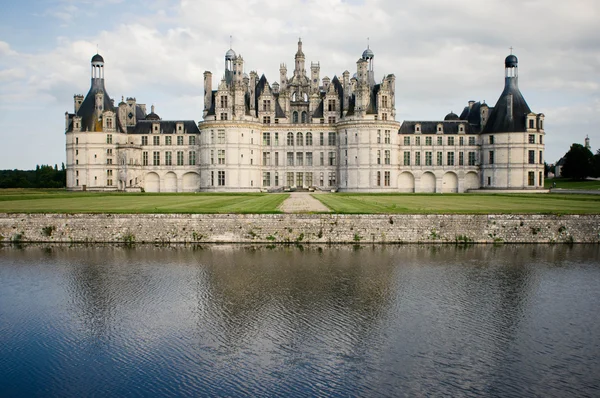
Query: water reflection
0 244 599 397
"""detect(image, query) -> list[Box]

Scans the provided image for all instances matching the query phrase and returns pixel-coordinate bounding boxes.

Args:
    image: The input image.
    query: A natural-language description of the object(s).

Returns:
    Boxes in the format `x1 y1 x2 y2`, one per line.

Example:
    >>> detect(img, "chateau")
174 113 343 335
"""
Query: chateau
65 41 545 192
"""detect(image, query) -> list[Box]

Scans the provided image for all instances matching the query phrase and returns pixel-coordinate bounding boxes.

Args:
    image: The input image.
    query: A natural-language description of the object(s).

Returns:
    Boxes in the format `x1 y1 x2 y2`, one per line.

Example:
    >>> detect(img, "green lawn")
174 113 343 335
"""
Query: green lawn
0 190 288 214
313 193 600 214
545 178 600 190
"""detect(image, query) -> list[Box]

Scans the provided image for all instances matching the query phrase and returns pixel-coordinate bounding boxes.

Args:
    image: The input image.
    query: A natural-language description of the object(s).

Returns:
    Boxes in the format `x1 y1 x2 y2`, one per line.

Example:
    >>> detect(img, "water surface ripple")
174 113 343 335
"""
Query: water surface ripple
0 244 599 397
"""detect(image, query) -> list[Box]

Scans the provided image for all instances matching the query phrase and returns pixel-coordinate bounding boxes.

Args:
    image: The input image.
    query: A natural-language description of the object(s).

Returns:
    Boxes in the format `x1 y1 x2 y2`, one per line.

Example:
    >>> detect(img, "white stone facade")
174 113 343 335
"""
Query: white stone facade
65 44 544 193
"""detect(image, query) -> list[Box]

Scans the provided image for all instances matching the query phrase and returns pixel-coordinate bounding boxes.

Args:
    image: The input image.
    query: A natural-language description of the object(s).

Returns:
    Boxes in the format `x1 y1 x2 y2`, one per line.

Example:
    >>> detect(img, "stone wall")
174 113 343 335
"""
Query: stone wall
1 213 598 244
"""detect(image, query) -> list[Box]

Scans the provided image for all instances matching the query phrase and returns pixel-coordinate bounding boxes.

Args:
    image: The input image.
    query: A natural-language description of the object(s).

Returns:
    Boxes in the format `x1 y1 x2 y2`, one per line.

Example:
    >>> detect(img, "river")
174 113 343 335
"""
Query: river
1 244 599 397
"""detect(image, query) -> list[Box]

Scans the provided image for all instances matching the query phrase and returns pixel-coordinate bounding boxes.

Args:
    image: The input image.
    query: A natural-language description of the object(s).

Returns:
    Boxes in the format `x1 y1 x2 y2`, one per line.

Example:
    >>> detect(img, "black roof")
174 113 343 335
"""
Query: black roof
482 77 532 134
127 120 200 135
73 78 115 132
91 54 104 63
399 121 475 135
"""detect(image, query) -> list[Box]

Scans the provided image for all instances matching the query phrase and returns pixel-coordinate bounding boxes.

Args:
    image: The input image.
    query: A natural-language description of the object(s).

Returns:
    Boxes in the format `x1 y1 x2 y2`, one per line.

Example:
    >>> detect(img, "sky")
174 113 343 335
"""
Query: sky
0 0 598 169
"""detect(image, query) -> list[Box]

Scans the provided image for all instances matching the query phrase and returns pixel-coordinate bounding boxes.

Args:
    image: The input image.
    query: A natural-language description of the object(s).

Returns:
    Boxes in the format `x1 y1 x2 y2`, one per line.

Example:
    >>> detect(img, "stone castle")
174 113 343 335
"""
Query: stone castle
65 40 545 192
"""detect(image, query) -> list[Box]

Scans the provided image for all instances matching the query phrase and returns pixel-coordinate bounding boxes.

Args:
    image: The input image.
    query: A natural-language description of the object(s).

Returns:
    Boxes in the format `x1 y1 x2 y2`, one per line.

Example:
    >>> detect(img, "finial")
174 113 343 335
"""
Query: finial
121 96 124 102
367 37 370 49
230 35 232 49
509 46 513 54
151 104 155 113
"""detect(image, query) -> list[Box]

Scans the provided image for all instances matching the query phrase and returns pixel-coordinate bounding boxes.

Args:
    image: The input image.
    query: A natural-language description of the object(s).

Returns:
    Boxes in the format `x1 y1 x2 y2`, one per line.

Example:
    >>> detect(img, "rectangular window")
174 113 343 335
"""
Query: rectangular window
107 134 112 144
263 132 271 146
106 158 113 165
377 171 381 186
377 131 381 144
539 135 543 145
211 171 214 186
153 136 160 145
425 152 432 166
415 152 421 166
328 152 336 166
437 151 443 166
143 151 148 166
296 152 303 166
165 136 172 146
275 172 279 186
287 152 294 166
142 136 148 145
263 152 270 166
210 150 214 165
437 136 443 145
528 134 535 144
274 132 279 145
385 130 391 144
306 133 313 146
489 151 494 164
468 152 476 166
328 99 336 112
528 150 535 164
218 149 225 165
177 151 184 166
489 135 494 145
528 171 535 186
539 151 543 164
218 130 225 144
328 132 336 146
263 99 271 112
165 151 172 166
296 172 304 187
381 113 388 121
377 150 381 165
382 95 388 108
385 150 390 165
447 152 455 166
459 152 464 166
328 172 336 187
287 172 294 187
448 136 455 146
384 171 390 186
459 137 464 146
153 151 160 166
177 136 183 145
189 136 196 145
275 152 279 166
287 132 294 146
218 171 225 186
403 136 410 145
529 119 534 129
403 151 410 166
263 116 271 124
415 136 421 145
320 152 324 166
469 136 476 145
306 152 313 166
189 151 196 165
263 172 271 187
220 96 228 108
328 116 336 124
425 136 432 146
539 171 543 187
296 133 303 146
107 148 113 156
320 132 324 146
306 172 313 187
107 169 113 177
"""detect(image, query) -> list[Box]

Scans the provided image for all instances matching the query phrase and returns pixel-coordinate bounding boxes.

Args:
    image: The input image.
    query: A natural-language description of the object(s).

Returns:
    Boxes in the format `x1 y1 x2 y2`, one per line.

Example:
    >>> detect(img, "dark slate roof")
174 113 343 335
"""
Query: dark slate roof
74 78 115 132
274 96 286 118
91 54 104 63
482 77 532 134
346 94 355 116
458 101 490 134
206 91 216 116
331 76 345 117
366 84 380 114
127 120 200 135
312 101 324 118
399 121 475 135
254 74 269 116
444 112 459 121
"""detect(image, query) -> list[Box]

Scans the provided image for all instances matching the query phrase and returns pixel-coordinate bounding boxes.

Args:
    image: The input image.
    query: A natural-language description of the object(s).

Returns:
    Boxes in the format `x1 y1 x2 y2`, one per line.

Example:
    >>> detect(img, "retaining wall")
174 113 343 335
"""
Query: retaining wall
1 213 599 244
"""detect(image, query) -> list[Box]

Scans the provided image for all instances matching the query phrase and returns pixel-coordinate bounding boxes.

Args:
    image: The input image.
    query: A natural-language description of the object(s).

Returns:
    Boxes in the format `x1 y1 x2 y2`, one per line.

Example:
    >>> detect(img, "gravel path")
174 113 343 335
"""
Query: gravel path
279 192 331 213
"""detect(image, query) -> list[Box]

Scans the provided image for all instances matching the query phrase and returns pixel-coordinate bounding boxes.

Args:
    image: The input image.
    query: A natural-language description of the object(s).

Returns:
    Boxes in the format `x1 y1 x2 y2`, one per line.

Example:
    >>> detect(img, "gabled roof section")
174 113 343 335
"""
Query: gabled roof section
76 79 115 132
366 84 380 114
483 77 532 134
331 76 344 117
127 120 200 135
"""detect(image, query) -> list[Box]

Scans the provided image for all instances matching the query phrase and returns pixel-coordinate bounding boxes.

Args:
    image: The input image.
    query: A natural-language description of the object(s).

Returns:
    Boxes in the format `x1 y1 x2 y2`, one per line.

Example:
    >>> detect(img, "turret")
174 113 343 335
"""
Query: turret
203 71 213 116
279 63 287 91
294 38 305 77
311 62 320 93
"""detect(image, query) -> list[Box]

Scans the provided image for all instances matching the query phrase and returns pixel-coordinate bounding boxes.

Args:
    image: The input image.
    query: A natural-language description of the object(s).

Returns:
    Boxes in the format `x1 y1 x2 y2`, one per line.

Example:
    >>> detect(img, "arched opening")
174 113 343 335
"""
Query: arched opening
145 172 160 193
293 111 298 124
464 172 479 191
182 172 200 192
398 172 415 193
420 172 436 193
442 172 458 193
296 132 303 146
164 172 177 192
301 111 307 123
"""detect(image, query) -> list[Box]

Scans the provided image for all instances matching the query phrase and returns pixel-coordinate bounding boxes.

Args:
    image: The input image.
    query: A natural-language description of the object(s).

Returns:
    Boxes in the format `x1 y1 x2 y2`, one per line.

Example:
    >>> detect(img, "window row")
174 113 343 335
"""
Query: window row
261 171 337 187
141 135 196 146
402 151 478 166
260 132 337 146
375 171 392 187
403 135 478 146
142 151 196 166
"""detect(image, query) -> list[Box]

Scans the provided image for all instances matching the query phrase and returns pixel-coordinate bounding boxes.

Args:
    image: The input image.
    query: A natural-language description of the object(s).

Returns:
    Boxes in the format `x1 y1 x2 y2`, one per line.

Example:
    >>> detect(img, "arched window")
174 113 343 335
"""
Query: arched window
303 93 308 102
293 111 298 124
292 92 297 102
306 132 313 146
296 132 303 146
287 132 294 146
301 111 307 123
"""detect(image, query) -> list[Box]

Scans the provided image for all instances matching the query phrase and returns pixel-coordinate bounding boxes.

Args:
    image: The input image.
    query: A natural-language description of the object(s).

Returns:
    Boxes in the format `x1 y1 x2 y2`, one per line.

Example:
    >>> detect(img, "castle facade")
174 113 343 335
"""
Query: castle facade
65 41 545 193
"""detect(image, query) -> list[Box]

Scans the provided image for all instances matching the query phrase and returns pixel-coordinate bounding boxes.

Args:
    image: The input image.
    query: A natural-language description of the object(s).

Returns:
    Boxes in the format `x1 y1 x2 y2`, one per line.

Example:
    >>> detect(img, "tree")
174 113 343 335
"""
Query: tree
593 149 600 178
561 143 593 180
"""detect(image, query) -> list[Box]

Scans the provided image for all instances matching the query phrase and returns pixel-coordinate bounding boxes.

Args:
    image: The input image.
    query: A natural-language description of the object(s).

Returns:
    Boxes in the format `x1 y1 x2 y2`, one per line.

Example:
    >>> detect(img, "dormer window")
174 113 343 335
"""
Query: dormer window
415 124 421 133
154 124 159 132
459 124 465 133
437 124 443 133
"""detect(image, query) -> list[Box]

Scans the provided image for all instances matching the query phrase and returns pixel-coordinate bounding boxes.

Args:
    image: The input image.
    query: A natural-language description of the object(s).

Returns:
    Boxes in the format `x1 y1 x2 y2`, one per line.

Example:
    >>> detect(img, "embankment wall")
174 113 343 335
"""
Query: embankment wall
1 213 599 244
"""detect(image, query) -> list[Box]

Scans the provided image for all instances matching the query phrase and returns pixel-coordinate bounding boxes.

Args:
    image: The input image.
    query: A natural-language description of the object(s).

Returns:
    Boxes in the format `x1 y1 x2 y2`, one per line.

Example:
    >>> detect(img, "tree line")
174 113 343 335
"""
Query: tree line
0 164 66 188
560 144 600 180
